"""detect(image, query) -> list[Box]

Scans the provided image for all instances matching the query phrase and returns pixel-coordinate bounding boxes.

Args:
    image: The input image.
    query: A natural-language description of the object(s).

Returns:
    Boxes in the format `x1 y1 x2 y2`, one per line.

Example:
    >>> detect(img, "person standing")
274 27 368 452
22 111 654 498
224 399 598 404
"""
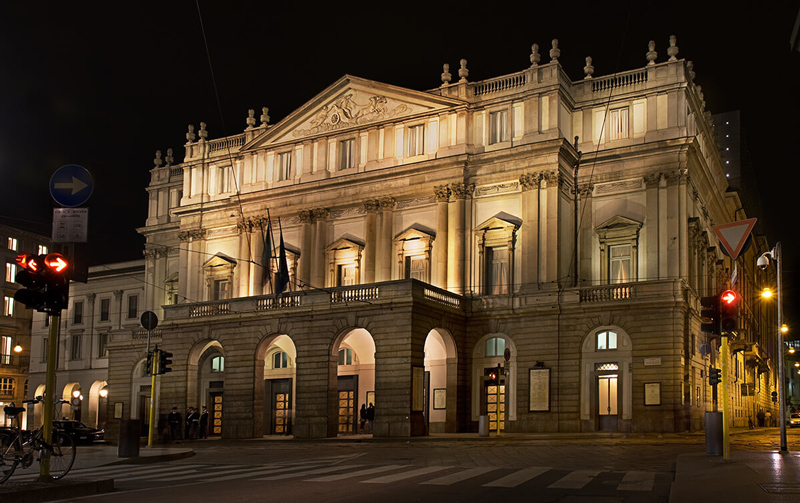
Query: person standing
199 406 209 439
188 407 200 439
168 406 182 442
366 402 375 434
185 407 194 439
359 404 367 433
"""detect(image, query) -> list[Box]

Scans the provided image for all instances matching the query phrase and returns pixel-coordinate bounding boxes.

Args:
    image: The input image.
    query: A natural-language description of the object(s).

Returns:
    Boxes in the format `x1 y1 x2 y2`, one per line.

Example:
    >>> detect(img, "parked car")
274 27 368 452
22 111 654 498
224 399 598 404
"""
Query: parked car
53 420 105 444
789 413 800 428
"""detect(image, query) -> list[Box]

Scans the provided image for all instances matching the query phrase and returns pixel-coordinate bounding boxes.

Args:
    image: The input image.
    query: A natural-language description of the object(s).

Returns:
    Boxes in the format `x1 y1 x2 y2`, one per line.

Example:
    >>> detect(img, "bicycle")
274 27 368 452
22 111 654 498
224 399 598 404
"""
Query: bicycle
0 397 76 483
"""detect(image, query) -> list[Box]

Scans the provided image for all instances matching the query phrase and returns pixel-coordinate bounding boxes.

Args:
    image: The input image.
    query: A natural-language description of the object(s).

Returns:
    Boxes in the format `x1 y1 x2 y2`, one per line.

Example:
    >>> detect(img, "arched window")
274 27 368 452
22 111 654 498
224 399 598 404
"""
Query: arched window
596 331 618 350
273 351 289 369
211 355 225 372
485 337 506 357
338 348 353 366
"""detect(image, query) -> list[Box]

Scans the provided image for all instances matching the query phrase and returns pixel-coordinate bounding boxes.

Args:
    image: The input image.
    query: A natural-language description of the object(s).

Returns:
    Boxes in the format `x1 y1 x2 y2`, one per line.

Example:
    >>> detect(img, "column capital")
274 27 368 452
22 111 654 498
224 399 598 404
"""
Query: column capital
519 173 542 191
363 199 381 212
451 182 474 199
298 209 315 223
379 197 396 211
434 185 451 202
312 208 330 221
643 172 663 188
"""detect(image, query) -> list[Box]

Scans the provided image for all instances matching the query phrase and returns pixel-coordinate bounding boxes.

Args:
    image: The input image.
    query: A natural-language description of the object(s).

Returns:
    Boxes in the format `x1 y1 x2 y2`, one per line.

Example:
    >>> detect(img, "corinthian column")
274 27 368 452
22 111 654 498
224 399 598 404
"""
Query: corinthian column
363 200 380 284
376 197 395 282
434 186 450 288
448 183 473 294
519 173 540 289
298 210 314 287
311 208 329 287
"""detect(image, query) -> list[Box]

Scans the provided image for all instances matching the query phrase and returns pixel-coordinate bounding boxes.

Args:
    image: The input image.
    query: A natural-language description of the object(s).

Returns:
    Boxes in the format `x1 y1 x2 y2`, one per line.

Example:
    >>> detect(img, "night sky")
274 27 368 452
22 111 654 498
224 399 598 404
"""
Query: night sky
2 2 799 319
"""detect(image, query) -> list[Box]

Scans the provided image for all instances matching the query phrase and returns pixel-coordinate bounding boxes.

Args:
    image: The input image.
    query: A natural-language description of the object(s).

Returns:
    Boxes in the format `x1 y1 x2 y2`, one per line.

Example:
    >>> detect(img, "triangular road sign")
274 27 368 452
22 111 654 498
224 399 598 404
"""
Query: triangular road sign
712 218 757 260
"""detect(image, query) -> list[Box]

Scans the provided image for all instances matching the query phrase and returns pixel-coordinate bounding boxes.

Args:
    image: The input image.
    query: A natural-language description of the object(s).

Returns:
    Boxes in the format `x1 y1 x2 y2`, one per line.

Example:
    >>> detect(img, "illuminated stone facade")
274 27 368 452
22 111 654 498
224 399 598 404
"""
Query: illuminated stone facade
108 38 778 439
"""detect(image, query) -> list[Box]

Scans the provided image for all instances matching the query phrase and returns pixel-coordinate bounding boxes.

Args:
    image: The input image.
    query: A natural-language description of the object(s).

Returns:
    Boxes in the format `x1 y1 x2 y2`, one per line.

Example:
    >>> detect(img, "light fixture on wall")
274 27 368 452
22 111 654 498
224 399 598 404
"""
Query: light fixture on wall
12 342 22 353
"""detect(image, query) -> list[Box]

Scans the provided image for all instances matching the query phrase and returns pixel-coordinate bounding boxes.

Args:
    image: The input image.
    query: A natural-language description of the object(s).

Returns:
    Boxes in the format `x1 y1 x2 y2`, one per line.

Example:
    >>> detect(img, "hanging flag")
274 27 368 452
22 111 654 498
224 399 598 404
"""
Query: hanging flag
261 217 273 287
276 218 290 295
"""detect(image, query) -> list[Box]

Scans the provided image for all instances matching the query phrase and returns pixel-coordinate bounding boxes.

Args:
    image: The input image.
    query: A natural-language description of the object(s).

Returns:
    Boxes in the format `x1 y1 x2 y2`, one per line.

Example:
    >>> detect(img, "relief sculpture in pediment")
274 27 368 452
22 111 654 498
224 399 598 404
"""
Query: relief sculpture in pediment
293 94 412 137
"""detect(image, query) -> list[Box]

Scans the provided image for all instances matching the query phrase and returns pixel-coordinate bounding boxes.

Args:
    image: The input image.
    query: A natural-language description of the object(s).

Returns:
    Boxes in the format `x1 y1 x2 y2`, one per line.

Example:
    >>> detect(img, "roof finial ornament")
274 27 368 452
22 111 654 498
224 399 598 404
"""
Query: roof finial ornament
246 109 256 128
458 59 469 83
165 148 174 167
186 124 196 143
583 57 594 79
549 39 560 62
153 150 163 168
530 43 541 67
199 122 208 140
260 107 270 126
686 60 696 80
646 40 658 66
667 35 679 61
441 63 452 87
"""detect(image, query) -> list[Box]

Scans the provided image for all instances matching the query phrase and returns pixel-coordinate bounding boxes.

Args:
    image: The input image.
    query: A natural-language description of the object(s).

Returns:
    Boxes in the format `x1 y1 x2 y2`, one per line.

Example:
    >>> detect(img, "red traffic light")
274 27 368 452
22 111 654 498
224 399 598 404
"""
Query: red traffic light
721 289 738 305
15 253 40 272
44 253 69 273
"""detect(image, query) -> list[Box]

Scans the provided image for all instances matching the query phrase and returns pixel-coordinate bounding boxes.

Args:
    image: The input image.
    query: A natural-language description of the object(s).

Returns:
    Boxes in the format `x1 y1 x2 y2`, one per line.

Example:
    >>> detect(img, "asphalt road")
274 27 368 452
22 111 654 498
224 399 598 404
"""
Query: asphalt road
30 428 800 502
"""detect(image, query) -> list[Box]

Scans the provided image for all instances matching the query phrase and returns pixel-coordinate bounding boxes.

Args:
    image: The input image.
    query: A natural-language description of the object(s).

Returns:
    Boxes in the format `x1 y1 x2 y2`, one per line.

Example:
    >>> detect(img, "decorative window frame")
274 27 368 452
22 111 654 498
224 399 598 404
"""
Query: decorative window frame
393 227 434 283
325 237 364 288
474 215 519 295
202 253 237 301
595 215 642 285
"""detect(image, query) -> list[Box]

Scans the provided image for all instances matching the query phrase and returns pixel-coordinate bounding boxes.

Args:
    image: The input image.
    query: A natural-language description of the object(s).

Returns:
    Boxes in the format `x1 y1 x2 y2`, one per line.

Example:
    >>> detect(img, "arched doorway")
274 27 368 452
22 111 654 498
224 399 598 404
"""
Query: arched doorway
259 334 297 436
580 327 633 432
191 342 225 437
88 380 108 428
472 334 517 433
61 382 81 421
333 328 375 435
130 358 153 436
424 328 457 433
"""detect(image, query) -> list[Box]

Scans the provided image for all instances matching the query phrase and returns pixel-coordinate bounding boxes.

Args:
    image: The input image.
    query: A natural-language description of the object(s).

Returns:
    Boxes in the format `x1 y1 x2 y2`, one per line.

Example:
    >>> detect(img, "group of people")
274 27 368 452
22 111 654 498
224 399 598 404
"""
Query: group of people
359 402 375 434
168 405 208 442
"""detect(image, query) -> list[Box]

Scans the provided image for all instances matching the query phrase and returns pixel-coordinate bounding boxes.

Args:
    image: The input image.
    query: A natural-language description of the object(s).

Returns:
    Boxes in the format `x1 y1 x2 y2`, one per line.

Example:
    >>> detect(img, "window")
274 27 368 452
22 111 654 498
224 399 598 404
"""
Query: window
71 333 81 360
596 331 618 350
486 247 509 295
0 378 14 396
405 257 427 281
7 237 17 251
127 295 138 318
211 355 225 373
608 107 629 141
73 301 83 324
218 166 231 193
0 335 11 365
273 351 289 369
489 110 508 144
5 263 15 282
609 244 632 284
595 216 641 285
100 298 110 321
340 139 355 170
42 338 48 362
165 274 179 305
4 296 13 317
213 279 230 300
338 264 357 286
394 228 434 283
485 337 506 357
407 125 424 156
38 244 48 255
277 152 292 181
98 332 108 358
338 348 353 366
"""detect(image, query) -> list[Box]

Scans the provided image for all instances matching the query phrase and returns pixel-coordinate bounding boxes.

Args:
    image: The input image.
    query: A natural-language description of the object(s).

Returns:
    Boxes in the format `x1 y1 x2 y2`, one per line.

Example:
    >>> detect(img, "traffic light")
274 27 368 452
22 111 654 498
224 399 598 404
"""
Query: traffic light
719 289 739 334
14 253 47 311
700 295 720 335
709 367 721 386
772 391 778 403
485 366 499 386
145 351 154 376
13 253 71 314
159 350 173 374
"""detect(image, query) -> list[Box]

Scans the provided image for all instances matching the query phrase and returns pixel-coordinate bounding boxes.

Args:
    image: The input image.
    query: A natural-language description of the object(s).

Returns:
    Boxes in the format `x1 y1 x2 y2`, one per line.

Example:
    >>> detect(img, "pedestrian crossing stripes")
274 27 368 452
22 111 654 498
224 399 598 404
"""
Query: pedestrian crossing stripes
8 461 661 492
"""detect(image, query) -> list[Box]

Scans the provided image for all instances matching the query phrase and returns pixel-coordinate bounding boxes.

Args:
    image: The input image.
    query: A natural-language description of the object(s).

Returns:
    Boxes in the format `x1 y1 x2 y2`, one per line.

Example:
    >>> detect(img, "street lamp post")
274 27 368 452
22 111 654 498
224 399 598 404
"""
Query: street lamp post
759 242 788 452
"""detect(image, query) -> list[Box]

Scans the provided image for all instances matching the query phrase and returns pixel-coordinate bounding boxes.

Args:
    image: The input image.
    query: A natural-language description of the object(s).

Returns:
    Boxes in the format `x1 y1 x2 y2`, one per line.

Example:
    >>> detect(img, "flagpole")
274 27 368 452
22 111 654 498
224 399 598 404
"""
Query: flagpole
267 209 278 297
264 209 275 296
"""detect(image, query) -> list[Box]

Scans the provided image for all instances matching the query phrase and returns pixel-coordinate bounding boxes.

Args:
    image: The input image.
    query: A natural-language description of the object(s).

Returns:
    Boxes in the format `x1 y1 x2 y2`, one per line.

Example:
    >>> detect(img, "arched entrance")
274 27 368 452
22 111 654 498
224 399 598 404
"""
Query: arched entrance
258 334 297 436
580 327 633 432
130 358 152 436
194 342 226 437
424 328 457 433
472 334 517 433
333 328 375 435
61 382 81 421
88 380 108 428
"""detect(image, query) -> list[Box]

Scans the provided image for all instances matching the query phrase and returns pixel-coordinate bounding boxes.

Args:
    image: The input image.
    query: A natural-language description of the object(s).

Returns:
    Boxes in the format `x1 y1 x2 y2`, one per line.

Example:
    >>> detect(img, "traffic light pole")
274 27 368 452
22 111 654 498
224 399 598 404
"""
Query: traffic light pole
148 348 159 447
721 336 731 461
39 314 60 478
776 242 788 452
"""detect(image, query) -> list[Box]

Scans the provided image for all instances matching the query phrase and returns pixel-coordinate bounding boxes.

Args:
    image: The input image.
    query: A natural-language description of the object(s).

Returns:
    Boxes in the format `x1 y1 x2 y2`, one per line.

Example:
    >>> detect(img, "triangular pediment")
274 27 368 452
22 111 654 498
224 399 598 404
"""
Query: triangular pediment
475 214 522 231
595 215 642 231
202 252 237 268
243 75 465 150
324 236 365 252
394 225 435 242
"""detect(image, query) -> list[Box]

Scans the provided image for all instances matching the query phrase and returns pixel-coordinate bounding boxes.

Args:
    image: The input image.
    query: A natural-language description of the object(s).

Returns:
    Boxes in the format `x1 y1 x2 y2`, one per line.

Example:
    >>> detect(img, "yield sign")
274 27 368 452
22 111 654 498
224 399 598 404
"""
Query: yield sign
712 218 757 260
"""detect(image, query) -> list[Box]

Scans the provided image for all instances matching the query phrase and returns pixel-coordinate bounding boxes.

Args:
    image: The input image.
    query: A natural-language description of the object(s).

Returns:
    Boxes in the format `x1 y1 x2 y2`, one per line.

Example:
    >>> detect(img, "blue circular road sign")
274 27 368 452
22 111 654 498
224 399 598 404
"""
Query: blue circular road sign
49 164 93 207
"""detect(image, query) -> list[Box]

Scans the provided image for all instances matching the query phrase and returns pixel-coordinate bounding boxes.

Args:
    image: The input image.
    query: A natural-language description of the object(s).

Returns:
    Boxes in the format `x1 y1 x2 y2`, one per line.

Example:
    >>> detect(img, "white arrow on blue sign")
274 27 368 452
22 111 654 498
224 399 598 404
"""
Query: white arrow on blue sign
49 164 93 207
